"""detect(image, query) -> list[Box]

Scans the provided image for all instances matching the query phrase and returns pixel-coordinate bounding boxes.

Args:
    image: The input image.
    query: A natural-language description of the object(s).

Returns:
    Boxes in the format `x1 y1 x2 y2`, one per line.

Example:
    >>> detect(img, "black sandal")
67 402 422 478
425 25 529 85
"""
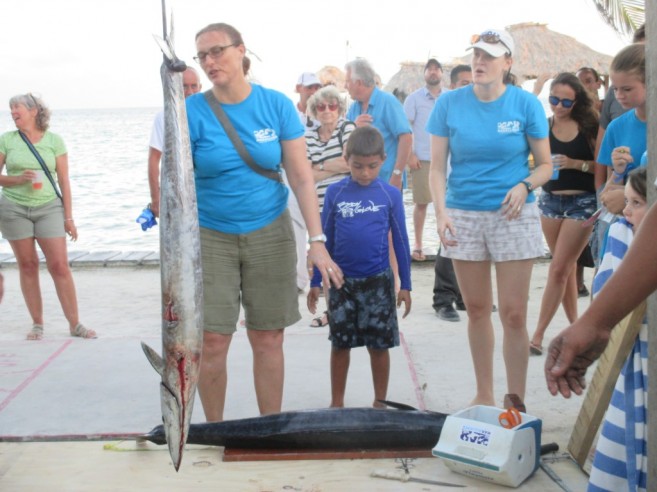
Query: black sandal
310 311 329 328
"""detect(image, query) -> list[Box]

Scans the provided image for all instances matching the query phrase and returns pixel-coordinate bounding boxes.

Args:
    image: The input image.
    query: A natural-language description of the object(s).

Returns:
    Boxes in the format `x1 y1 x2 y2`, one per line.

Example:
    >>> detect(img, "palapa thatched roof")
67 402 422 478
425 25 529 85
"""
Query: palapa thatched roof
502 23 614 81
384 62 430 102
317 65 346 91
384 23 615 98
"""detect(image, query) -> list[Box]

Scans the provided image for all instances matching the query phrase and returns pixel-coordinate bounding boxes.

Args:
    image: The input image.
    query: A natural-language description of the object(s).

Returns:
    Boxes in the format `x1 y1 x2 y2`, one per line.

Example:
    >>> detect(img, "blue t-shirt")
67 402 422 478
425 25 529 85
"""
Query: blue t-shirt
186 84 304 234
346 87 411 182
597 109 647 175
311 177 412 291
425 85 548 211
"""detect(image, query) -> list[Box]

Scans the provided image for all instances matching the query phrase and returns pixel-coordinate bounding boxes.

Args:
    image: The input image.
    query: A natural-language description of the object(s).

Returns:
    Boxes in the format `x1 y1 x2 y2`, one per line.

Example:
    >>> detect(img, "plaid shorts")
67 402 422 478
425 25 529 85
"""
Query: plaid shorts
328 268 400 350
441 203 544 262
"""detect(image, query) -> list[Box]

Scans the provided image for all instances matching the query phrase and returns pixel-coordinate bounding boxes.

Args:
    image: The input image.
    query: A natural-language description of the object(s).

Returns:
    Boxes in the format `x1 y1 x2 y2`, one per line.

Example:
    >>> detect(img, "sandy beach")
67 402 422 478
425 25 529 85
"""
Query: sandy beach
0 257 593 490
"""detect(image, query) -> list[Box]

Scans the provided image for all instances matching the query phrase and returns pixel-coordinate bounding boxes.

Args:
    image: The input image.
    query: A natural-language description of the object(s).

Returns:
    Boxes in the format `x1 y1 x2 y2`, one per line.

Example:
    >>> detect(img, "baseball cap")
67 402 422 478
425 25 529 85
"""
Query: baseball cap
297 72 321 87
468 29 514 57
424 58 442 71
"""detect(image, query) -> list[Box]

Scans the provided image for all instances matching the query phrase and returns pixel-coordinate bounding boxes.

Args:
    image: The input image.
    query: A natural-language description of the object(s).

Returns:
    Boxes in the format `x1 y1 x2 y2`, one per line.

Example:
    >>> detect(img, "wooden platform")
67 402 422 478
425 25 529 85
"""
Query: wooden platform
222 447 432 462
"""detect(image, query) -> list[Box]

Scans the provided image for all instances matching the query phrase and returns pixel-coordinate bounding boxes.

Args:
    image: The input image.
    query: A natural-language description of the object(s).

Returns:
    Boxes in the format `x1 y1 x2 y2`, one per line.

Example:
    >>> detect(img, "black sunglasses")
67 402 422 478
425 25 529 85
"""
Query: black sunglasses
548 95 575 108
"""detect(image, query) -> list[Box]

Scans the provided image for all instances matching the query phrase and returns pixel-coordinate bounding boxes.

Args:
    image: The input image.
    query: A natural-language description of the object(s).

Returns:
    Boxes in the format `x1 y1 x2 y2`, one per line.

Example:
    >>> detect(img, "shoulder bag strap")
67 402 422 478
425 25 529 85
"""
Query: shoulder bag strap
203 90 282 183
18 131 63 200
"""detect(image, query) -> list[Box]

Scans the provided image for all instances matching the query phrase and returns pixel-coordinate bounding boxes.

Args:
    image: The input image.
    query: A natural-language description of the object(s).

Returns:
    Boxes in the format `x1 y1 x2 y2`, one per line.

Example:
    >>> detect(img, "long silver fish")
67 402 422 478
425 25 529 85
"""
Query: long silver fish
141 4 204 472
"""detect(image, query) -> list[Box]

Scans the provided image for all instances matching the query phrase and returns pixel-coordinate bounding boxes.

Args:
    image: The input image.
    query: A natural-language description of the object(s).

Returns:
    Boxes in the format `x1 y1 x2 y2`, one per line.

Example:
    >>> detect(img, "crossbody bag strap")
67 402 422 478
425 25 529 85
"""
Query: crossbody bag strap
18 131 63 200
203 90 282 183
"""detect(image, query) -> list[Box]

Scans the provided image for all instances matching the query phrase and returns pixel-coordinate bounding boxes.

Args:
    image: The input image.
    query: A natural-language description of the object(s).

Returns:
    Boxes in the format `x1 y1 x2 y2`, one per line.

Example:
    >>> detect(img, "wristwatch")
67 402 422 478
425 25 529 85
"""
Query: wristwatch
581 161 590 173
521 180 534 192
308 234 327 244
392 169 402 176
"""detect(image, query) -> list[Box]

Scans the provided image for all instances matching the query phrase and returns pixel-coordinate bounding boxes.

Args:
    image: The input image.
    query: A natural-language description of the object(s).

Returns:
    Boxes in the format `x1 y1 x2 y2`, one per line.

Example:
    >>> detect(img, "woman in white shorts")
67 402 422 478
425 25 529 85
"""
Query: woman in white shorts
427 29 552 409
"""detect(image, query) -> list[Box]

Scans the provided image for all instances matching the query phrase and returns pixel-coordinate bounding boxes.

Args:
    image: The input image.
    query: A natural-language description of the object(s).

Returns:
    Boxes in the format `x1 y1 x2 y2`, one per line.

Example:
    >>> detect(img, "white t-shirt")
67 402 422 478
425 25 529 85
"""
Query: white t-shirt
149 110 164 152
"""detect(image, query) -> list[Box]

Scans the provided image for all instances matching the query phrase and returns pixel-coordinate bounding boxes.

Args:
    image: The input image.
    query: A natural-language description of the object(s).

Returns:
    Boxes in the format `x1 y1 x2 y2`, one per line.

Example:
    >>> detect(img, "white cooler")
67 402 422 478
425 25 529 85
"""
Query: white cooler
432 405 542 488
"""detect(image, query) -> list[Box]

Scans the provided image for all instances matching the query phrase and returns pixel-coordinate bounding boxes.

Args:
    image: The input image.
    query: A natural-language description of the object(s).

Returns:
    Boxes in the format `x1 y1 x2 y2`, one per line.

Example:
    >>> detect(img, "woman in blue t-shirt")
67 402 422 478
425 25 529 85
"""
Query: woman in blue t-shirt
188 23 343 422
427 29 552 409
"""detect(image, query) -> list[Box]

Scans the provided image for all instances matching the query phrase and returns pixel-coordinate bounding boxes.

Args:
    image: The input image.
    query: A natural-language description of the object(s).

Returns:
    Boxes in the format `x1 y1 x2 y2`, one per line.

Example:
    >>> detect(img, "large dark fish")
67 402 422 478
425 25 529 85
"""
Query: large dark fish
142 405 448 451
140 3 204 472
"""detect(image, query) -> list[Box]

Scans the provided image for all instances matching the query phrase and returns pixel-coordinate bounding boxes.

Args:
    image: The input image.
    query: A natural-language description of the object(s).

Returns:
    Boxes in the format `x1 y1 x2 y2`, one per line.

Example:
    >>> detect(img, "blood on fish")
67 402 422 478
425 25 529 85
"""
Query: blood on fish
164 301 179 322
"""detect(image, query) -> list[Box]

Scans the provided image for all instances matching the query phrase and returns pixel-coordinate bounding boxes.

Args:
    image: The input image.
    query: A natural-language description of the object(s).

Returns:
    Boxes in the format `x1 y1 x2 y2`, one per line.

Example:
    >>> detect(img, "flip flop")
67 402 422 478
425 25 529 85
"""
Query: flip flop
310 311 329 328
70 323 97 339
27 324 44 341
529 342 543 356
411 249 426 262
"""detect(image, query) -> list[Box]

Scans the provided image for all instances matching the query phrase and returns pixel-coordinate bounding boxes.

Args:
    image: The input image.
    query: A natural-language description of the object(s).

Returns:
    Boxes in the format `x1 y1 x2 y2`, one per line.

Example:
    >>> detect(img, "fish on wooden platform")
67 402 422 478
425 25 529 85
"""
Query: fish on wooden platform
143 403 448 452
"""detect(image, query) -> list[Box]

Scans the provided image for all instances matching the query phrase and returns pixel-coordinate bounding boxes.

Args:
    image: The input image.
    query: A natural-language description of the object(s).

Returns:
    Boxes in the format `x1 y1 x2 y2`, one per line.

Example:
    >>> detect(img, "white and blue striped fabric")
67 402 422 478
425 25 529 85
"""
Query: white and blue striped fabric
588 218 648 492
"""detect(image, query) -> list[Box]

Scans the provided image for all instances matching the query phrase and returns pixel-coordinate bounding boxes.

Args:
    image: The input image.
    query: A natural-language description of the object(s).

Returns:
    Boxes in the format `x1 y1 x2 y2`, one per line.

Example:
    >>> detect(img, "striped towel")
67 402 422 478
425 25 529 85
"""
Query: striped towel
591 218 634 297
588 218 648 492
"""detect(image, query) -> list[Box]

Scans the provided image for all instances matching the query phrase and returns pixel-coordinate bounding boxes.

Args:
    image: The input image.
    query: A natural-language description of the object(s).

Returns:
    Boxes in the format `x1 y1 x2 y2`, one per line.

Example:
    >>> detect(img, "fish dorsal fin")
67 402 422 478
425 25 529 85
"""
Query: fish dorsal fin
377 400 418 411
141 342 165 376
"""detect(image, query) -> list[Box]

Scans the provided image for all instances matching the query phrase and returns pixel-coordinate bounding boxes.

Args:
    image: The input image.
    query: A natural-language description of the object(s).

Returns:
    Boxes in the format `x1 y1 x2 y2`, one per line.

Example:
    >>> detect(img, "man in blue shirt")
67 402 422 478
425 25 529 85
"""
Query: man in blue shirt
345 59 412 188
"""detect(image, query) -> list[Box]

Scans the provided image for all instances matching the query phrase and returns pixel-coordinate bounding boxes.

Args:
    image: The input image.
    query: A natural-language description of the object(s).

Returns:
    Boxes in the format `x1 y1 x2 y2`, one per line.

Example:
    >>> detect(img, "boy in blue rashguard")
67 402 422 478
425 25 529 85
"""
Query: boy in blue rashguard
307 126 412 408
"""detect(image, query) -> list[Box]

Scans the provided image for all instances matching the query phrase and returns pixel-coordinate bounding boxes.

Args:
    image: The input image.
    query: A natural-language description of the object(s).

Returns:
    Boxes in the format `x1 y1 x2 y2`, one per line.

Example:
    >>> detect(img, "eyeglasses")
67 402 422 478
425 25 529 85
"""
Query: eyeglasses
470 31 512 55
316 102 339 112
548 95 575 108
193 43 237 64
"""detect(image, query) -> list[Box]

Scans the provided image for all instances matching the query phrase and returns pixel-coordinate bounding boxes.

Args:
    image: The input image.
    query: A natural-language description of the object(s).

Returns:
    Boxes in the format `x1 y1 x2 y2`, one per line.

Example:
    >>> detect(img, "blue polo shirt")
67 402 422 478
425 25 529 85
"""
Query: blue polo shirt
403 86 442 161
347 87 411 182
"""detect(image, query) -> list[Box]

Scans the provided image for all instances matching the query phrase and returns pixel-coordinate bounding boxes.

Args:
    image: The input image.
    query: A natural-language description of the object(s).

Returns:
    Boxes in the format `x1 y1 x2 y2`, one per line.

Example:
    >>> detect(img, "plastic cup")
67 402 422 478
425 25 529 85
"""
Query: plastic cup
550 155 560 180
32 170 44 190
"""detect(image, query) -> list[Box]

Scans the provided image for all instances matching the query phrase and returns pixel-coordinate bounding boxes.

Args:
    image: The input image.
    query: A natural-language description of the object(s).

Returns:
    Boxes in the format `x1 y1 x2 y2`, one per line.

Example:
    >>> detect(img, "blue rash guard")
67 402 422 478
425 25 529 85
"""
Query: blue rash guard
186 84 304 234
311 177 412 291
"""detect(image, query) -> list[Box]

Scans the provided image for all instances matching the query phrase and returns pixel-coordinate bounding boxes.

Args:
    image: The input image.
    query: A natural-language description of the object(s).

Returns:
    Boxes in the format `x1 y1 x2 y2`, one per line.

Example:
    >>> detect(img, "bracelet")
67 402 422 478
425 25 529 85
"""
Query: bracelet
65 218 74 222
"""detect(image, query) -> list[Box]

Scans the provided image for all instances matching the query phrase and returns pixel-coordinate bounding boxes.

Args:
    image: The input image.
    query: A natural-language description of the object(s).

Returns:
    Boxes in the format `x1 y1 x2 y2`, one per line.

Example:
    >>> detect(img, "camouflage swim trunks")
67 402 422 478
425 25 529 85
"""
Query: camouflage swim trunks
328 268 400 349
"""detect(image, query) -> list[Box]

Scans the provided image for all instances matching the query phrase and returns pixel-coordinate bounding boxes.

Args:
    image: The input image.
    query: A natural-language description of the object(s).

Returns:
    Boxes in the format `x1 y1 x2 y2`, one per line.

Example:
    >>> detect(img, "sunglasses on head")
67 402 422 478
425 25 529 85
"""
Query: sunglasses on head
316 102 338 112
470 31 512 55
548 95 575 108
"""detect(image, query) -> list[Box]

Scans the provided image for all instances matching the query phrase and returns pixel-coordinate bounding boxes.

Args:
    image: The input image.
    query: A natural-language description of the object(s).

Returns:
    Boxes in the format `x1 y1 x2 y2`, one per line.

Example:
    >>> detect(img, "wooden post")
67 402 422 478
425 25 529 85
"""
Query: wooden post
568 303 646 468
646 7 656 489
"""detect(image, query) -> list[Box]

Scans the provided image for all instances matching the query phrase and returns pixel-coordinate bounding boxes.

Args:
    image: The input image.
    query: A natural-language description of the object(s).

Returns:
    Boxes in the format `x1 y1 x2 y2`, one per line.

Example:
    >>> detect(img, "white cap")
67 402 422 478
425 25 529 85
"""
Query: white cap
468 28 514 57
297 72 321 87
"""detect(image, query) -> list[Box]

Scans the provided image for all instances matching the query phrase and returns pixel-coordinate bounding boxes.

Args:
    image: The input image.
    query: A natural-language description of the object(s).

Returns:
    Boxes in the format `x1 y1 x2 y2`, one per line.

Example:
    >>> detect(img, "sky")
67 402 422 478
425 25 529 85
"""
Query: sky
0 0 631 110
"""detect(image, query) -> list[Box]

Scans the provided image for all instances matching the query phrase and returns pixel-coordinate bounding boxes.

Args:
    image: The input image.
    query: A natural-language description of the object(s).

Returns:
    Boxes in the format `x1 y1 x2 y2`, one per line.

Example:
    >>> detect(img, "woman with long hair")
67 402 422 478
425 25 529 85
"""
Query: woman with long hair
529 73 598 355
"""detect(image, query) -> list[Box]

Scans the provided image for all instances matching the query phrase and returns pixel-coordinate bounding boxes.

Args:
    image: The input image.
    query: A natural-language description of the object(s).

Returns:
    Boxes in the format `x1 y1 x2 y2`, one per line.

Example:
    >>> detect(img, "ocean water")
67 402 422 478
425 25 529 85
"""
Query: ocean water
0 108 440 255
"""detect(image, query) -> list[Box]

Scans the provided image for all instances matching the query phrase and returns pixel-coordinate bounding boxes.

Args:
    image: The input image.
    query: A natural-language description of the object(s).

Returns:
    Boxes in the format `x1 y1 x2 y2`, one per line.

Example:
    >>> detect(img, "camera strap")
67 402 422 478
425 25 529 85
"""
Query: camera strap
203 90 283 183
18 131 63 200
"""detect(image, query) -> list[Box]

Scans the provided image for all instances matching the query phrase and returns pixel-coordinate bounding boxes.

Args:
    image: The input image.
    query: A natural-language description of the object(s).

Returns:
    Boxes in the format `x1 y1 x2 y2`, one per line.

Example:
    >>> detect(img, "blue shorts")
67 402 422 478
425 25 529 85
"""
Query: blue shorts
538 191 596 221
328 268 400 350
